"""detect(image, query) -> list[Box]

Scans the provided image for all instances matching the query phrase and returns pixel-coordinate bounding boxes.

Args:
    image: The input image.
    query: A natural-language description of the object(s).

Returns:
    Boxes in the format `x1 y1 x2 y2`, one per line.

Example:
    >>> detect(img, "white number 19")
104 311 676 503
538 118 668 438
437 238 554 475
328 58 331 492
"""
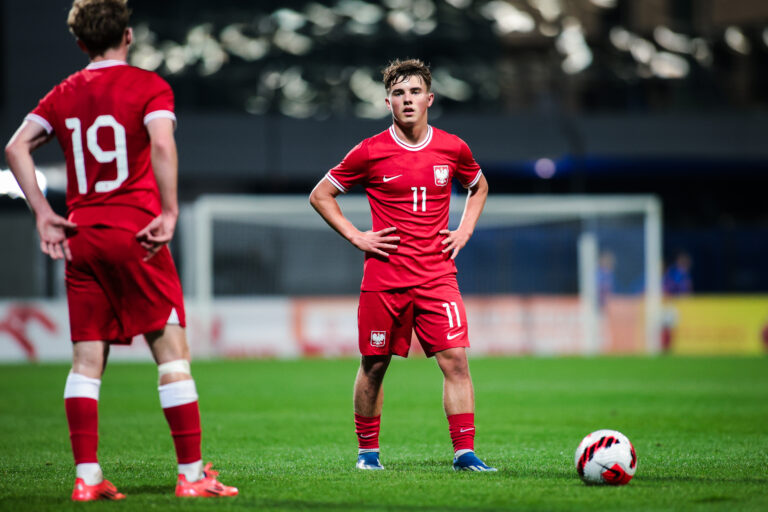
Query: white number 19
65 115 128 194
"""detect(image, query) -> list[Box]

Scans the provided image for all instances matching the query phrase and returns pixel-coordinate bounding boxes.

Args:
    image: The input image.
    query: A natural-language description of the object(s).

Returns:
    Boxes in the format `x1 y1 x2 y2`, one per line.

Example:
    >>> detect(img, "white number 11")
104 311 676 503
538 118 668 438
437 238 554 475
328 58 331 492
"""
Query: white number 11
411 186 426 212
442 302 461 328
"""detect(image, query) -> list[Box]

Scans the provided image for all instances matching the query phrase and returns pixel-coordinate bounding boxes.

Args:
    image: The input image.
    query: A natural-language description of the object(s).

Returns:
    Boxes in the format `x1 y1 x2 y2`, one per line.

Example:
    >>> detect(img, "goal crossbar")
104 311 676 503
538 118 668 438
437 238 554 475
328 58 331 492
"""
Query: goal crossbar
185 194 662 354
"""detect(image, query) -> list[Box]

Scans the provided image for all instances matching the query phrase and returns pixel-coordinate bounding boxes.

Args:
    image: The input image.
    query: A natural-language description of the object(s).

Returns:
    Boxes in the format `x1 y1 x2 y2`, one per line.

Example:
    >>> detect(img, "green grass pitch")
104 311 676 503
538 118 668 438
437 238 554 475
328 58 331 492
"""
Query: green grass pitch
1 356 767 511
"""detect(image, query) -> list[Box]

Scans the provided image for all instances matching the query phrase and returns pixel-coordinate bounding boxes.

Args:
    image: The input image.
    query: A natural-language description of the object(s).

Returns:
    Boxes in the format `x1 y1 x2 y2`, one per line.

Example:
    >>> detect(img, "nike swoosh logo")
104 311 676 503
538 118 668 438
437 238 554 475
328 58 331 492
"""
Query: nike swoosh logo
358 433 376 438
447 331 464 340
460 427 475 433
382 175 402 182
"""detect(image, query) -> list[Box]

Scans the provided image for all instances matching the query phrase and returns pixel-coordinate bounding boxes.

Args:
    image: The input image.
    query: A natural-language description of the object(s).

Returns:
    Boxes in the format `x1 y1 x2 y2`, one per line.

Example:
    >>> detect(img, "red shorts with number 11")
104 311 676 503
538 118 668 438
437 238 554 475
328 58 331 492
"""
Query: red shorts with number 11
358 273 469 358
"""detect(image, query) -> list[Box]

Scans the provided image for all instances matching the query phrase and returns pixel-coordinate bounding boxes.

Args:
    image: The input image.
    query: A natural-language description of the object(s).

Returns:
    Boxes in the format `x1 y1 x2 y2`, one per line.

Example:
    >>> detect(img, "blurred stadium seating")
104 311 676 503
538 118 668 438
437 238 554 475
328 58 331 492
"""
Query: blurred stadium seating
1 0 768 359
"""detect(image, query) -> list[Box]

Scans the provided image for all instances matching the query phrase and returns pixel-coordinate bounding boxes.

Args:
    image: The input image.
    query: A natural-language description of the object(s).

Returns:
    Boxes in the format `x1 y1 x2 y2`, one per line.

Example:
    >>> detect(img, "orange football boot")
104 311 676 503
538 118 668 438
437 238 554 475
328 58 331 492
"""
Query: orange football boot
71 478 126 501
175 463 238 497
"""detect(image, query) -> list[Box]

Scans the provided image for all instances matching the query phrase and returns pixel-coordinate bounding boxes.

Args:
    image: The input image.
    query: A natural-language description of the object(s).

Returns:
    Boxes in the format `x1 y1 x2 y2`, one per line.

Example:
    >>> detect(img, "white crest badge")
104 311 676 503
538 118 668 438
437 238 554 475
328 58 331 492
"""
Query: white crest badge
370 331 386 348
434 165 450 186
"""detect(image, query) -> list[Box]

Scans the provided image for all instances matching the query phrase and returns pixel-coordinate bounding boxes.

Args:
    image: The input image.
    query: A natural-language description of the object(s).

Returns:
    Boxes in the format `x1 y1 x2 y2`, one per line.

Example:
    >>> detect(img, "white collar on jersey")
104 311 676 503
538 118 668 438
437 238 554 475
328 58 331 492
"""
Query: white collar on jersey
86 59 128 70
389 125 433 152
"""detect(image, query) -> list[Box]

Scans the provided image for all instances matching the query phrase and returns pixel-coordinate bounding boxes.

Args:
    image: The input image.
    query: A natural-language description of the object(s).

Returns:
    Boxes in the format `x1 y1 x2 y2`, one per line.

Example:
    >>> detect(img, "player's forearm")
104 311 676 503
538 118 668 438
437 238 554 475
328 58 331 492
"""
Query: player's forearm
5 142 54 218
150 141 179 218
310 186 361 243
456 176 488 236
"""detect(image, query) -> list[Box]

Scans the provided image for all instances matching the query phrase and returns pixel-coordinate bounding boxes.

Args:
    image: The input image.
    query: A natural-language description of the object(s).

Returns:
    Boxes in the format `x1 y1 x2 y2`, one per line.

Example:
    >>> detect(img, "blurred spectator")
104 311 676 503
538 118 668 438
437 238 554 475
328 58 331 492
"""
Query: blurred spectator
761 321 768 353
663 252 693 295
661 251 693 353
597 250 615 308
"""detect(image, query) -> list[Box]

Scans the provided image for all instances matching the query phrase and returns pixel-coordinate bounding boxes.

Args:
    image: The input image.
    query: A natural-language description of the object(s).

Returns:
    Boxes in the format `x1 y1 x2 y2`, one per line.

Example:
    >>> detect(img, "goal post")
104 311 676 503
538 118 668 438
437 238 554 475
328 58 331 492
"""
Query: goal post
470 195 662 354
182 194 662 357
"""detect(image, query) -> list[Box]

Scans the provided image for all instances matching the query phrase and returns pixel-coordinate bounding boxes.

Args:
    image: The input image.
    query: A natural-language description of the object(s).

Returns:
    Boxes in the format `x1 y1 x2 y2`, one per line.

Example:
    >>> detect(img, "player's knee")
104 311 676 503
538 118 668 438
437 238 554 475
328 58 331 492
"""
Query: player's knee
157 358 192 385
443 363 470 381
438 353 470 379
71 359 102 378
71 343 107 377
362 355 389 369
361 360 389 382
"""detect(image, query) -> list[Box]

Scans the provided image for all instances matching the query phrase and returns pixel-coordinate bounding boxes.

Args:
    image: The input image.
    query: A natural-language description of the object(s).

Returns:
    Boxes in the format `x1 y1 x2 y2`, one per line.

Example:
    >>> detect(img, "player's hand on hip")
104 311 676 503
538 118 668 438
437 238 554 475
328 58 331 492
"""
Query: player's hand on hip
440 228 471 260
351 226 399 257
36 211 77 261
136 212 177 261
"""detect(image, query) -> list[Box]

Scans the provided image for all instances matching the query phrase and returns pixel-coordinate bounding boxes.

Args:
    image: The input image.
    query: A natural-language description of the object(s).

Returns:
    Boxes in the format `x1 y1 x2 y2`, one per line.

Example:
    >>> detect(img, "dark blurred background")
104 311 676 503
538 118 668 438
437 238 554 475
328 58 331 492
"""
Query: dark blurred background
1 0 768 294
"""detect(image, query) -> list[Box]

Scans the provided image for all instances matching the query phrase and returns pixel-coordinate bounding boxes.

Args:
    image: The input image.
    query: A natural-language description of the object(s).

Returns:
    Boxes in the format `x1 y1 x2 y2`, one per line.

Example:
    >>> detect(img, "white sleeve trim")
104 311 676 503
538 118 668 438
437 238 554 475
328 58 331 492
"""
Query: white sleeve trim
466 169 483 188
144 110 177 127
325 172 348 193
25 113 53 134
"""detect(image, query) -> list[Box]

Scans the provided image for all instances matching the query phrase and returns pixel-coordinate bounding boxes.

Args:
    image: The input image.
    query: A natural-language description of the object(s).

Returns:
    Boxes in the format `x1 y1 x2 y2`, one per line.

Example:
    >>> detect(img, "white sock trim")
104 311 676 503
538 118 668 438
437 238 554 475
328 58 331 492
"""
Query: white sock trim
358 448 380 454
158 379 198 408
75 463 103 485
64 372 101 400
455 449 473 458
178 460 203 482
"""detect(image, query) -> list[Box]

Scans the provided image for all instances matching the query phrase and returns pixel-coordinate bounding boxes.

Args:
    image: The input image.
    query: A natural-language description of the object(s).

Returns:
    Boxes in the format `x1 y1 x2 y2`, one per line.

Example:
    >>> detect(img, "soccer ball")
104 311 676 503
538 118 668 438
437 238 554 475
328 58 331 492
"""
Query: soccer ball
574 429 637 485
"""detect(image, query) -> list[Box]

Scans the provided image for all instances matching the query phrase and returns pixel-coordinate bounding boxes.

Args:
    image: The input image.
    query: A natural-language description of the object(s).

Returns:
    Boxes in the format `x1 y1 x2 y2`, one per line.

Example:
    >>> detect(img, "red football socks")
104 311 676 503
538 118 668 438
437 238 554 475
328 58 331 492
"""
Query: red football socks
447 413 476 453
163 401 202 464
65 397 99 464
159 379 202 465
354 413 381 450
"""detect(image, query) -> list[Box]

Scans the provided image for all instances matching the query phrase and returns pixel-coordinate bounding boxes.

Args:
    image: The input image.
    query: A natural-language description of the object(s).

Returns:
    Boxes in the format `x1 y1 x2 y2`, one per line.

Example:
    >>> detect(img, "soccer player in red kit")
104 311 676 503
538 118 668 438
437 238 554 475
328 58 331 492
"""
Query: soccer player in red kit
4 0 237 501
309 59 495 471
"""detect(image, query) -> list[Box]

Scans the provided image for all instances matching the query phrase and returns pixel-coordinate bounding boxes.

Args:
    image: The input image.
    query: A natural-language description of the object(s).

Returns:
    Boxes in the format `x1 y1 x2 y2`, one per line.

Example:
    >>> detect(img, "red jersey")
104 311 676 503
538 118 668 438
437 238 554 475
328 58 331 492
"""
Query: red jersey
326 125 482 291
27 60 176 231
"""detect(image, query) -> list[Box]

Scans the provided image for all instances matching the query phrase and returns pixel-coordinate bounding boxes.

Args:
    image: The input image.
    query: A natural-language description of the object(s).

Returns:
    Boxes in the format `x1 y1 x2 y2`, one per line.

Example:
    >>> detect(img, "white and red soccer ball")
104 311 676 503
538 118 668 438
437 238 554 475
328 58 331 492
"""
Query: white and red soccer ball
574 429 637 485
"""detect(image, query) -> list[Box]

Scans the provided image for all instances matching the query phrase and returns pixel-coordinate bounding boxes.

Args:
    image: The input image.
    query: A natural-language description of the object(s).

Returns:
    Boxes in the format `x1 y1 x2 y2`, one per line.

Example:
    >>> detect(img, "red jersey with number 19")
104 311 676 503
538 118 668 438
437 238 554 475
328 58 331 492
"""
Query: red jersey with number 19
326 125 482 291
26 60 175 232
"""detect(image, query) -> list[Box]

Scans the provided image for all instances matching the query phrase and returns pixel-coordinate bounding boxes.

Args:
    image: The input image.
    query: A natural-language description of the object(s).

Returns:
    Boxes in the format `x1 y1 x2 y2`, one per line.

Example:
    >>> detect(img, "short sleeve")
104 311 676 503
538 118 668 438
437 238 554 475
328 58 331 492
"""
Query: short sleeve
325 140 369 193
454 138 482 188
143 75 176 127
26 87 58 134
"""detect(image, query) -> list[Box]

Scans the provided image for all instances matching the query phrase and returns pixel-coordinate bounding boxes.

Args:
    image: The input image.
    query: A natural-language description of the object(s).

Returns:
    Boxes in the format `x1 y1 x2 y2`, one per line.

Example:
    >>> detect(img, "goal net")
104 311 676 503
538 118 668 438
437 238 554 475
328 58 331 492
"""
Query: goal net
181 194 662 357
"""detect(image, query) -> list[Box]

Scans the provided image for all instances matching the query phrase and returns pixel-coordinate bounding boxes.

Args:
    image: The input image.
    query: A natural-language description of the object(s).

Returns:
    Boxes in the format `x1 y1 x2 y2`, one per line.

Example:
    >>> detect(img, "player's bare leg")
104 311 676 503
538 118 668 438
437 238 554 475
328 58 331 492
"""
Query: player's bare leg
353 355 390 469
354 355 390 416
71 340 110 378
67 341 126 501
146 325 191 385
435 347 496 472
146 324 237 497
435 347 474 416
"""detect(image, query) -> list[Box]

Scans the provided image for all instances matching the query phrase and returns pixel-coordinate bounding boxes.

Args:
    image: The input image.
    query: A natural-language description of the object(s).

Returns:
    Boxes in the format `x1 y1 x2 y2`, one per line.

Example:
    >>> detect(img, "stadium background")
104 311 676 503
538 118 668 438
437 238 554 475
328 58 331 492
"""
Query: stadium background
1 0 768 360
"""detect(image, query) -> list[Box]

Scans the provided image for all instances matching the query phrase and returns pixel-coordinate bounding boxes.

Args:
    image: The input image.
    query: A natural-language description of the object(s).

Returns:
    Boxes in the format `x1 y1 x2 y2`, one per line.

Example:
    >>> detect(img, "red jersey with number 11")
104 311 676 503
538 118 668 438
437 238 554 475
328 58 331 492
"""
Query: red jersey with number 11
26 60 176 231
326 125 482 291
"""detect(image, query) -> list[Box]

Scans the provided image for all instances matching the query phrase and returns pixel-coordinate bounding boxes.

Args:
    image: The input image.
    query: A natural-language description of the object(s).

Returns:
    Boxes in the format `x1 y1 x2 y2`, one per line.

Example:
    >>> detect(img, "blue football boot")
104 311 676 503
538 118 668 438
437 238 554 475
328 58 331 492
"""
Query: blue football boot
356 451 385 470
452 451 497 472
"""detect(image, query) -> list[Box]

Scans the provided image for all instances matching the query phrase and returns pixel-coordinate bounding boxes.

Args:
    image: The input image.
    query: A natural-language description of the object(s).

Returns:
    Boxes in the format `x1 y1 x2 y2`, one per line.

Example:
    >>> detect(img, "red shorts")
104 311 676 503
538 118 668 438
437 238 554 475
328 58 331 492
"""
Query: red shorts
65 226 186 344
358 274 469 358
